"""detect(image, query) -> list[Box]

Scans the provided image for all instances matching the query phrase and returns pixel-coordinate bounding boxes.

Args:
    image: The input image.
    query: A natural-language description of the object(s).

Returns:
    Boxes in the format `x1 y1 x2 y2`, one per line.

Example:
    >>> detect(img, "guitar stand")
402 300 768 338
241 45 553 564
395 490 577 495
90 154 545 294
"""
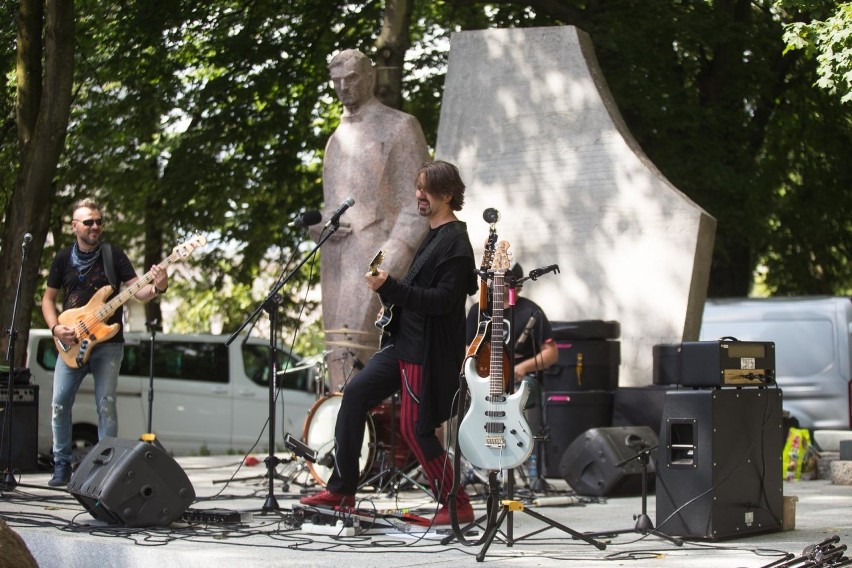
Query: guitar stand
443 471 605 561
585 445 683 546
360 394 432 499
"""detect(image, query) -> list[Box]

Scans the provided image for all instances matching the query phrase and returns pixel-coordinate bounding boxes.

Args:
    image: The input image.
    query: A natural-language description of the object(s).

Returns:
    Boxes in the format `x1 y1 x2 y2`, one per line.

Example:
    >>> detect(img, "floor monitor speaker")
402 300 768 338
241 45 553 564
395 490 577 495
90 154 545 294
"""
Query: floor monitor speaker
655 388 783 539
68 437 195 527
558 425 658 496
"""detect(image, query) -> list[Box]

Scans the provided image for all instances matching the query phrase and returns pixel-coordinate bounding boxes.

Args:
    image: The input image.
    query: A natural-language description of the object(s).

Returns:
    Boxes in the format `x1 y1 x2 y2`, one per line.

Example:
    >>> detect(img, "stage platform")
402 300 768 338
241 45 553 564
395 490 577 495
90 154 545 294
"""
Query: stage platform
2 454 851 568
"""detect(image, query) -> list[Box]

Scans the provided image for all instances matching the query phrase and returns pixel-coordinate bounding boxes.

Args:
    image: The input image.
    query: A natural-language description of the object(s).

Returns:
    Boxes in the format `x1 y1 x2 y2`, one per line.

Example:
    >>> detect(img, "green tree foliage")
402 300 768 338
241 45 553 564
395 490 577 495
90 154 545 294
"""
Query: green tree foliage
778 1 852 102
3 1 850 356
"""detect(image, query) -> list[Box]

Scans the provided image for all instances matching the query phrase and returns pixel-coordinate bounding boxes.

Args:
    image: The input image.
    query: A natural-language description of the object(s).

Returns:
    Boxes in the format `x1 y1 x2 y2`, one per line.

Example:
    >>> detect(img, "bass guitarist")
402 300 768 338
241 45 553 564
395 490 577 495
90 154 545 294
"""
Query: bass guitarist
41 198 169 487
300 161 478 525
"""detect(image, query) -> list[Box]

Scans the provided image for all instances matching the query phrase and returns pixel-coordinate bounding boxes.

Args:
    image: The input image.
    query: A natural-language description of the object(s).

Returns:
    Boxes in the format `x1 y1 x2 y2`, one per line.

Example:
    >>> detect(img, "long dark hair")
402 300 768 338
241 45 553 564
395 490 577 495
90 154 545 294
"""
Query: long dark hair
418 160 466 211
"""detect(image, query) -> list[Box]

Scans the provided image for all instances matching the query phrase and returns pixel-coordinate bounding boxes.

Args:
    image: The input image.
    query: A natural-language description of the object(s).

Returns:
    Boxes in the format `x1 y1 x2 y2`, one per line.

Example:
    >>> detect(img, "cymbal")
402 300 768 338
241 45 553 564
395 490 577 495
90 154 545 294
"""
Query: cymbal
276 362 317 375
275 352 327 375
326 339 377 351
324 328 375 336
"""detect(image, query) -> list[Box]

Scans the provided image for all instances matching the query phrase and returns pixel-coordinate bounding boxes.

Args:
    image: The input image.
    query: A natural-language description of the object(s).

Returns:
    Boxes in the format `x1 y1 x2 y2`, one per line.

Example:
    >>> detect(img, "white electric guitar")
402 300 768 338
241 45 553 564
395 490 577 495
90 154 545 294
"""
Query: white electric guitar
457 240 533 470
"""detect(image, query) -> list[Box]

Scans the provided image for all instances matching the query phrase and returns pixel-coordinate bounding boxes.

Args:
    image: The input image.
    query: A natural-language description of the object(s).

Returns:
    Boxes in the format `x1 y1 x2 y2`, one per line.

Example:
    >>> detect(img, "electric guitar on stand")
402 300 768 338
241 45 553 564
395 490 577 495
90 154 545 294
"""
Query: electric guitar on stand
458 240 533 470
55 235 207 369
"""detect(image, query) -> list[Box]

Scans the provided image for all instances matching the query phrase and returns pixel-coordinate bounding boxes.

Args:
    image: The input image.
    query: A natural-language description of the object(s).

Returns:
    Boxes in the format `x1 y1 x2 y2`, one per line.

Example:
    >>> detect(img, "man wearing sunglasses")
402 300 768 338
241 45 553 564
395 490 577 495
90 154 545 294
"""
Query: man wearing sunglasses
40 198 169 486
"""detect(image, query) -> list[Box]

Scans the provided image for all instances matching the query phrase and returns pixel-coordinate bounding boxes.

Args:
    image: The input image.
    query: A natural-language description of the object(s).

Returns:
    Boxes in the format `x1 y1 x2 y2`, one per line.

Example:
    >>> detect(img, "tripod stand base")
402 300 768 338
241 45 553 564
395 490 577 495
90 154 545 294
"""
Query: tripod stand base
477 500 605 561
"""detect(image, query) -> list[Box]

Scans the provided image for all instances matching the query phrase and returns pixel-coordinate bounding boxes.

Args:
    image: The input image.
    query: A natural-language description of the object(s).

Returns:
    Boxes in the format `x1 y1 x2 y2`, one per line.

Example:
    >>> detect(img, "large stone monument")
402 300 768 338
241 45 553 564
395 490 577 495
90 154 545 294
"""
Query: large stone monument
436 27 716 386
314 49 430 390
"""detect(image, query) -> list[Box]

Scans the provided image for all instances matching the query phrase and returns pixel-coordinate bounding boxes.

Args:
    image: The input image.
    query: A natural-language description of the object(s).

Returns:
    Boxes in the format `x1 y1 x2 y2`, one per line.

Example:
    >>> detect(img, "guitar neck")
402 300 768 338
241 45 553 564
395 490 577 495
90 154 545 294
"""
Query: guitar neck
97 254 178 320
489 271 505 395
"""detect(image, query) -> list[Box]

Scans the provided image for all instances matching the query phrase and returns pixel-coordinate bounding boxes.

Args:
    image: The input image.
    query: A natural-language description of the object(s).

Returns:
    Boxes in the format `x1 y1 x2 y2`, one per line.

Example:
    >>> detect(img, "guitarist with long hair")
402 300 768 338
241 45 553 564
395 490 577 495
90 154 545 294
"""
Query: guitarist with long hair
41 198 169 487
300 161 478 525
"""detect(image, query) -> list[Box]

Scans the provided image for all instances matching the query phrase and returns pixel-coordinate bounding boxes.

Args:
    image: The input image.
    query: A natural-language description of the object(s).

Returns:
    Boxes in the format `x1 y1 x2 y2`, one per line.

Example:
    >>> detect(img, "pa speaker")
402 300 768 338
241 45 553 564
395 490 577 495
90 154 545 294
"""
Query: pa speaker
68 437 195 527
655 388 783 539
558 426 658 496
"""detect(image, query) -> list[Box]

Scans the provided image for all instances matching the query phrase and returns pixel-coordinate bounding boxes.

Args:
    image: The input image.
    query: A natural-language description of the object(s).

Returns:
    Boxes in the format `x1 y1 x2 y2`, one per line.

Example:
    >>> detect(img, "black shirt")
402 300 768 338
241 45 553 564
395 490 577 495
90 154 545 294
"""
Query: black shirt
46 244 137 343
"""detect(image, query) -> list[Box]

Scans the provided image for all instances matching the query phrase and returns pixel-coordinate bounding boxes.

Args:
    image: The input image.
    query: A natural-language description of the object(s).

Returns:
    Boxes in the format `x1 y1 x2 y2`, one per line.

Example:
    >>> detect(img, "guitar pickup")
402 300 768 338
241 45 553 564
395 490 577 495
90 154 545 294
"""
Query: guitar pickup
485 395 506 403
485 435 506 448
485 410 506 417
485 422 506 433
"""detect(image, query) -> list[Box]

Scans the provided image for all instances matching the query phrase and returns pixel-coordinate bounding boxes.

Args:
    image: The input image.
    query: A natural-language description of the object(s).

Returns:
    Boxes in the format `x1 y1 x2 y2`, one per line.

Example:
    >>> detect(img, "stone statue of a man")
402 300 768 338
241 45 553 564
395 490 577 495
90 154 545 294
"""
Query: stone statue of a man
313 49 430 390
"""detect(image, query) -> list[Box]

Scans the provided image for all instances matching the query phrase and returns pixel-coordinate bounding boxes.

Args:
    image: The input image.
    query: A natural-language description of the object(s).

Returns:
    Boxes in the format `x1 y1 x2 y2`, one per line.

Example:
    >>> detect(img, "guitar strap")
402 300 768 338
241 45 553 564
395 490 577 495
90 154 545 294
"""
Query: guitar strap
101 243 118 291
400 221 463 286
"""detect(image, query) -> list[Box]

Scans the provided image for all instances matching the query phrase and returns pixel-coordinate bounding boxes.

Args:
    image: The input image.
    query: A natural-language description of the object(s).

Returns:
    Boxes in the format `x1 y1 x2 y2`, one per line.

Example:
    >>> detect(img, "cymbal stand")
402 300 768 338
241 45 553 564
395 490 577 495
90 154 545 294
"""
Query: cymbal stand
360 394 432 499
586 445 683 546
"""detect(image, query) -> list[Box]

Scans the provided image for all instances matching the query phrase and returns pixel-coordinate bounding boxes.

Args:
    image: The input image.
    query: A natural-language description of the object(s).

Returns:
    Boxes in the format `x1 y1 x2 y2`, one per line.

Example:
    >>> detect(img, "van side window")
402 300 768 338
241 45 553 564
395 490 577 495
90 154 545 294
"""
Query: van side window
243 345 310 392
36 338 59 371
121 341 229 383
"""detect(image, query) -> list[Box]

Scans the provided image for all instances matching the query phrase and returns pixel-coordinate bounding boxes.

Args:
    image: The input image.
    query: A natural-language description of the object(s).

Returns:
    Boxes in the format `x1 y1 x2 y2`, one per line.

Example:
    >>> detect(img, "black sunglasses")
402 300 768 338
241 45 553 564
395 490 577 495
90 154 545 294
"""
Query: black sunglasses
75 218 104 227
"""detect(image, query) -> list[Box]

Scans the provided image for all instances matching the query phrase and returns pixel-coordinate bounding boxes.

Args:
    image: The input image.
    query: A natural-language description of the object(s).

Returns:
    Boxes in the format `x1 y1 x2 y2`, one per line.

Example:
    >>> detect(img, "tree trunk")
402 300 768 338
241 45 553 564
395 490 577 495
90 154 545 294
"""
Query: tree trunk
0 0 75 366
374 0 415 110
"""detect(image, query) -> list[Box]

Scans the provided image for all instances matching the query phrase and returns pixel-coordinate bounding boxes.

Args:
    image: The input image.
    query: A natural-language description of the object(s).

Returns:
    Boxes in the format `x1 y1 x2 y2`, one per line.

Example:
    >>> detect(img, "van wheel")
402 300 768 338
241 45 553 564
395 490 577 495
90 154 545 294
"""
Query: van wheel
71 425 99 465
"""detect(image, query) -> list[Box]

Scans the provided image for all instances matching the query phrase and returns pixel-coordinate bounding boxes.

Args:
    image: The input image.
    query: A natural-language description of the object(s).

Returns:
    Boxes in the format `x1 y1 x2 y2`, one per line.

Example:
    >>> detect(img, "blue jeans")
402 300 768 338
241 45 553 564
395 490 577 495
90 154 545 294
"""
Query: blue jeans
51 342 123 464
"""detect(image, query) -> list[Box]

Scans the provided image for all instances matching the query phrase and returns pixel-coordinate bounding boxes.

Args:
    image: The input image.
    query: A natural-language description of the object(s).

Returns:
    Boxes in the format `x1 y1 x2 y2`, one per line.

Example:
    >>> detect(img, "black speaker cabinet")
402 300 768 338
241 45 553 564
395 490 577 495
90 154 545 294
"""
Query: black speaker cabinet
0 385 39 472
542 391 613 478
68 437 195 527
558 426 658 496
655 388 783 539
543 340 620 391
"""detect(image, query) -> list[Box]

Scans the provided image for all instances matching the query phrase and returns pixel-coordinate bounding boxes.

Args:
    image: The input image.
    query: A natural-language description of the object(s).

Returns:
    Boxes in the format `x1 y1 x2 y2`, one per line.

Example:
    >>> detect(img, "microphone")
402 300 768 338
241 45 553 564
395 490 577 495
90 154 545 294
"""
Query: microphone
515 310 540 351
22 233 33 249
324 197 355 229
483 208 500 224
289 210 322 228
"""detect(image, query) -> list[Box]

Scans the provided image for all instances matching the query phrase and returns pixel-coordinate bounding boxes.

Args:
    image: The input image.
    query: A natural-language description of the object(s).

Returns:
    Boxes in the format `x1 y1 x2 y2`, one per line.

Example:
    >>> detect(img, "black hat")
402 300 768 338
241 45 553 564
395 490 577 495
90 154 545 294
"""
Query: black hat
510 263 523 280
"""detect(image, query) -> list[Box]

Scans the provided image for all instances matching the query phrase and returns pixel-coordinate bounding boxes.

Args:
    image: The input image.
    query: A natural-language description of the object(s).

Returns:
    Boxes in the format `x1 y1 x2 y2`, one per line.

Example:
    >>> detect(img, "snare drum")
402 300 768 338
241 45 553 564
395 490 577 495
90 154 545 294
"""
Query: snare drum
301 393 374 486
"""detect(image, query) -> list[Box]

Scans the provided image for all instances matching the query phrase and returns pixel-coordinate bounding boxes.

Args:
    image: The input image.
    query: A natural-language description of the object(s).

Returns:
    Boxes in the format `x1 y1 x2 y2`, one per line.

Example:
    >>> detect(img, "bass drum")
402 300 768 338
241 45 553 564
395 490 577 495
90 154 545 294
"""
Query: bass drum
302 393 374 486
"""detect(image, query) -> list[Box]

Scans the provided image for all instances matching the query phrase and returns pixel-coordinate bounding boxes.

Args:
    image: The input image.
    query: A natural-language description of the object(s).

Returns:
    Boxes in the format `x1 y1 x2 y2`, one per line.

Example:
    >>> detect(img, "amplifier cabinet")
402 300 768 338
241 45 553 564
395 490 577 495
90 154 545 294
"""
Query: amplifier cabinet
680 340 775 387
543 340 620 391
656 388 783 539
0 385 39 472
541 390 613 478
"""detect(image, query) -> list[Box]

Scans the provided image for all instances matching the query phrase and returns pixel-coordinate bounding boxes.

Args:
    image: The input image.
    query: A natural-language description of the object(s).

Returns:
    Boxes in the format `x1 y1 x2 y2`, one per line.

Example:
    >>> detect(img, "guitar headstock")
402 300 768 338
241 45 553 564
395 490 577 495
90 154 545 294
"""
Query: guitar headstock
479 231 498 273
493 240 511 272
173 234 207 258
368 250 385 276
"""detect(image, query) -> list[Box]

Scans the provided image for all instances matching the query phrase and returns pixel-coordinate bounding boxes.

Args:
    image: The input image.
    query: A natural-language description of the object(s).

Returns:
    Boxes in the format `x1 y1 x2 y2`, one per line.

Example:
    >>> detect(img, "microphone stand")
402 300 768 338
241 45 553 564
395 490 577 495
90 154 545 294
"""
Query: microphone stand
2 237 30 490
140 319 165 450
226 222 338 513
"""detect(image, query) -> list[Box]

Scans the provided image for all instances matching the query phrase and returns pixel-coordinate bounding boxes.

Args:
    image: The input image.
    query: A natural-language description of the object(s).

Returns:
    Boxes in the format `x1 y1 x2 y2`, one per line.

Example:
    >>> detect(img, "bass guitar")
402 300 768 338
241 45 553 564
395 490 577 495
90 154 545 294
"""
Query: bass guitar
458 240 533 470
55 235 207 369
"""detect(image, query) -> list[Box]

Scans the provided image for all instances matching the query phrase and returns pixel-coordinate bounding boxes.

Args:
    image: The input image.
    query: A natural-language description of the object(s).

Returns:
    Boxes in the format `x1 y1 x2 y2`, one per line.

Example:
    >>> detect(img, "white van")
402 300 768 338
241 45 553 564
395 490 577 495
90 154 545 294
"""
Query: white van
699 296 852 430
26 329 319 460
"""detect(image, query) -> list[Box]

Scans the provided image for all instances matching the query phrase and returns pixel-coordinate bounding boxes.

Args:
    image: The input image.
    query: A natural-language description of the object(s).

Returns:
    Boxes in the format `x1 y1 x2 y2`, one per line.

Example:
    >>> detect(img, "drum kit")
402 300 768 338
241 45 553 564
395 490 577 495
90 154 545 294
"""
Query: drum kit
277 328 423 494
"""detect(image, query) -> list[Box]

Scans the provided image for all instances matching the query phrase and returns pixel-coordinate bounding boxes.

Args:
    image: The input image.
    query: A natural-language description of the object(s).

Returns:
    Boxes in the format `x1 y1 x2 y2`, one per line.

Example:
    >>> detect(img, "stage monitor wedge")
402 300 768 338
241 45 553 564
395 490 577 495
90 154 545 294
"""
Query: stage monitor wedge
68 437 195 527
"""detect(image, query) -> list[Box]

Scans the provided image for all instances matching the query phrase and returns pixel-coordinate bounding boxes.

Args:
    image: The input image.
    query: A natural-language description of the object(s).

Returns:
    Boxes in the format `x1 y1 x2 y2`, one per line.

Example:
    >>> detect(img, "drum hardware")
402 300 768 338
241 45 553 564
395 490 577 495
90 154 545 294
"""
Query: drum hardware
275 352 328 376
360 393 432 499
